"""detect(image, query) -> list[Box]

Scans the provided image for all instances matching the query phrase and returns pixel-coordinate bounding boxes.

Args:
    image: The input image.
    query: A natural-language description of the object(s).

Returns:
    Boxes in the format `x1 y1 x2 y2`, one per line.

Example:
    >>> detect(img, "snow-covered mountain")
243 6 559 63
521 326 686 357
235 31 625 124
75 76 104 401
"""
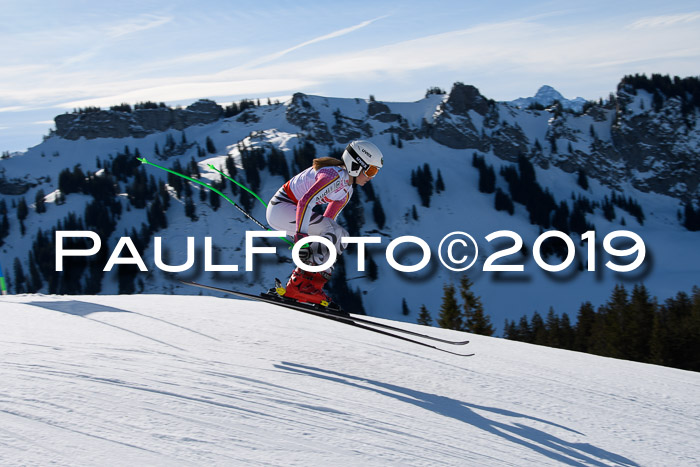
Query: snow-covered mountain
2 293 699 465
509 85 588 112
1 78 699 330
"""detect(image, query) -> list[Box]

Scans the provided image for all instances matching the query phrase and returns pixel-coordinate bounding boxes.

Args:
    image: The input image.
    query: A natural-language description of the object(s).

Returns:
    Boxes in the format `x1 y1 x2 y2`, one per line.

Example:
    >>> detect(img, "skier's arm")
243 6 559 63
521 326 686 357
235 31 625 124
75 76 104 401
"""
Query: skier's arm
295 169 339 234
324 192 350 220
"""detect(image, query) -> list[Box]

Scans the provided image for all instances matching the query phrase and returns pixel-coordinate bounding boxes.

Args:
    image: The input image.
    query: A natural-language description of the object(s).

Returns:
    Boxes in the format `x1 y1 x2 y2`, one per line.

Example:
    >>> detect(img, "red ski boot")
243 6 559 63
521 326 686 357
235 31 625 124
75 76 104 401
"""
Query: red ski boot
283 267 331 306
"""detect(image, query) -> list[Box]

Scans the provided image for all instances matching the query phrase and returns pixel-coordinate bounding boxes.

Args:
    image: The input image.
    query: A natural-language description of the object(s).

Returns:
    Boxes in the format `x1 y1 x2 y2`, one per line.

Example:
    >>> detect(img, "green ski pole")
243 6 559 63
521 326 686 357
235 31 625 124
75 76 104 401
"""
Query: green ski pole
208 164 268 209
138 157 293 247
208 164 309 250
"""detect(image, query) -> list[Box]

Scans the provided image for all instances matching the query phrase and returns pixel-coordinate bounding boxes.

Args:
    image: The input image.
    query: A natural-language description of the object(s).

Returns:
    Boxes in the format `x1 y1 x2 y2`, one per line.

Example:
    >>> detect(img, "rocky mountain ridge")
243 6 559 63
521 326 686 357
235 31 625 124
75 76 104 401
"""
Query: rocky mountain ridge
54 99 223 140
48 79 700 202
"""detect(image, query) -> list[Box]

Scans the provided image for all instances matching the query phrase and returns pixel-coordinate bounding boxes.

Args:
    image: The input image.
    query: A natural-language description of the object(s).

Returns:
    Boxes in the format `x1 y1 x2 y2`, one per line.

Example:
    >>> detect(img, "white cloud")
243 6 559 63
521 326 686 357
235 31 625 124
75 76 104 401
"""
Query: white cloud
57 78 319 109
223 14 700 98
628 11 700 29
242 15 388 69
0 106 28 113
3 9 700 113
104 14 173 39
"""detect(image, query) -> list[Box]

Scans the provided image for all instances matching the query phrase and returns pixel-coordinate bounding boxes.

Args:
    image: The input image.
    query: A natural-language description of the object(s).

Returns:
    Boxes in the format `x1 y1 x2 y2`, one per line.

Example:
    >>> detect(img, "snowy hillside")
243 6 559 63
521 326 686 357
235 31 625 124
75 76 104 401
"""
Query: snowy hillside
2 293 699 466
1 79 699 331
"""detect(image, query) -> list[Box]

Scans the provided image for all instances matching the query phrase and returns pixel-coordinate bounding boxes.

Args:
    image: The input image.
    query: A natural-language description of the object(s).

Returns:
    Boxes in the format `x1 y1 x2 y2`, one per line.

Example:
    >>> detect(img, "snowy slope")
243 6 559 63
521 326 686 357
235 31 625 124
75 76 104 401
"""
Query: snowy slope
2 294 699 466
1 91 699 330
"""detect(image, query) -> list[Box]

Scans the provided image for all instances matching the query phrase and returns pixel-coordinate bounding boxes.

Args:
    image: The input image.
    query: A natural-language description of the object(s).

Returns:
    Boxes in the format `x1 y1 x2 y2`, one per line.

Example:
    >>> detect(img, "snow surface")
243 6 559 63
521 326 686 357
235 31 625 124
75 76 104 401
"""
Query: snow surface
2 293 699 466
1 95 699 331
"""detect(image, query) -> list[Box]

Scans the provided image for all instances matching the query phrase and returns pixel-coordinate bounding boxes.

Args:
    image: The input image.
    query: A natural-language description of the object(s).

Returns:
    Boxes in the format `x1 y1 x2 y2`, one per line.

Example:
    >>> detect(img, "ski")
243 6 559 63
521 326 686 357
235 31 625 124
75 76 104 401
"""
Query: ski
180 280 469 345
179 280 474 356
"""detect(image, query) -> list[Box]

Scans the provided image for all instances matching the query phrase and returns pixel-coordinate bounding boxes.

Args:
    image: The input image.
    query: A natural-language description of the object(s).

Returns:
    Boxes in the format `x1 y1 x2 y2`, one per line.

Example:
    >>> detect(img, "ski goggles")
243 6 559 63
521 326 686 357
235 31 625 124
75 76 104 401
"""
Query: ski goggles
364 164 380 178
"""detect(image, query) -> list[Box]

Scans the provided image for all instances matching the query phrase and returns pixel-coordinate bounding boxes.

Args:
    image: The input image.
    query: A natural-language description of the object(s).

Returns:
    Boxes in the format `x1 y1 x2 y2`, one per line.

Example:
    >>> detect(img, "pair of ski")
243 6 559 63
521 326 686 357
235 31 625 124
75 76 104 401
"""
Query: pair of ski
180 280 474 357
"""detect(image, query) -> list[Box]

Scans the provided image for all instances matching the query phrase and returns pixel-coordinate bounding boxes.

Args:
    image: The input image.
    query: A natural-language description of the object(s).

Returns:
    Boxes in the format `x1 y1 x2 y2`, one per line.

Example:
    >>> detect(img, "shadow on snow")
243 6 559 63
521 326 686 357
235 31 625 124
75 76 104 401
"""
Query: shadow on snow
275 361 638 467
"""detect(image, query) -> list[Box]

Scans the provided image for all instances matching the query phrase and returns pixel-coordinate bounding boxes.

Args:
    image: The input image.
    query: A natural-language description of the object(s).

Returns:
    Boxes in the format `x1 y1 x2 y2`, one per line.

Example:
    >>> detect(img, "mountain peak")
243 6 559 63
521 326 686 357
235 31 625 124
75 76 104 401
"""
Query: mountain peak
509 85 587 112
534 85 565 101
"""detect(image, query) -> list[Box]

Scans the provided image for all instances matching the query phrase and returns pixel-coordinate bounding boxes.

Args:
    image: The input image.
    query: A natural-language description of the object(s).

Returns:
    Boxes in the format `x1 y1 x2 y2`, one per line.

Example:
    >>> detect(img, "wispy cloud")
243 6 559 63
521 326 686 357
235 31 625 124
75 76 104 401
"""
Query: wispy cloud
628 11 700 29
227 13 700 97
134 47 249 74
58 14 173 68
242 15 388 68
104 14 173 39
4 7 700 116
57 78 319 109
0 106 28 113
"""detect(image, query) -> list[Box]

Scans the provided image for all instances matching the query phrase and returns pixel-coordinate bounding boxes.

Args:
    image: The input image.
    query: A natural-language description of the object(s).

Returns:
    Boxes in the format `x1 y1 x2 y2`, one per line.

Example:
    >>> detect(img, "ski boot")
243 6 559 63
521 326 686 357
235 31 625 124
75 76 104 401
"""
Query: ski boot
281 267 331 306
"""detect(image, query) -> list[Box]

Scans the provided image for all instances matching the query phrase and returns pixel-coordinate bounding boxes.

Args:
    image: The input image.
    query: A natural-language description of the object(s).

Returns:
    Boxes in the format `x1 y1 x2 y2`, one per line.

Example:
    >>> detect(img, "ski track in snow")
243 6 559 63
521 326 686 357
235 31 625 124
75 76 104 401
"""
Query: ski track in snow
1 294 699 466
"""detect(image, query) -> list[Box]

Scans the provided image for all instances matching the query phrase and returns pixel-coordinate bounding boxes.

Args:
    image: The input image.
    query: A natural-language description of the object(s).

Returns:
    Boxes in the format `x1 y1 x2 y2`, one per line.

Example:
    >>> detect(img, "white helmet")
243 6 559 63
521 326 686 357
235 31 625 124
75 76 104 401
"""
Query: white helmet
342 140 384 178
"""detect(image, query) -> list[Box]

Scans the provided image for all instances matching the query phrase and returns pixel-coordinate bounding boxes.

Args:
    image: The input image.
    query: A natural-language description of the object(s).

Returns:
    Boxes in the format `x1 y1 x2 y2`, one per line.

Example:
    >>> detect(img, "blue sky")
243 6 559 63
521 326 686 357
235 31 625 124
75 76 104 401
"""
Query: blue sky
1 0 699 152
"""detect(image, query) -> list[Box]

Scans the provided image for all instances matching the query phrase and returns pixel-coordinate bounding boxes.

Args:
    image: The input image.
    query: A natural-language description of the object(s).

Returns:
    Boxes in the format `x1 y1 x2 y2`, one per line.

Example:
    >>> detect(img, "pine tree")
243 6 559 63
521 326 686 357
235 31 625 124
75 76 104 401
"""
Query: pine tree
13 257 26 294
35 189 46 214
649 311 666 366
0 203 10 246
414 164 434 207
437 283 462 331
168 160 185 198
503 319 519 340
367 255 378 281
592 284 629 358
478 164 496 193
417 305 433 326
494 188 514 215
530 311 546 345
459 276 493 335
683 202 700 231
559 313 575 350
209 187 221 211
401 298 410 316
687 286 700 371
373 197 386 229
577 168 589 190
206 136 217 154
517 315 533 342
17 197 28 222
184 196 197 221
435 170 445 193
545 307 561 347
17 197 28 235
28 251 42 292
627 284 656 361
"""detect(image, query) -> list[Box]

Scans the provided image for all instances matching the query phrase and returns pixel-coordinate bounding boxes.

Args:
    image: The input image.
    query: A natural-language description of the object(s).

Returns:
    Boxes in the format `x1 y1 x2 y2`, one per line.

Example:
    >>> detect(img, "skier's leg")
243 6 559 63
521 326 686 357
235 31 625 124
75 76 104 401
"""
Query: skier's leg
283 216 348 304
266 188 297 234
304 216 349 272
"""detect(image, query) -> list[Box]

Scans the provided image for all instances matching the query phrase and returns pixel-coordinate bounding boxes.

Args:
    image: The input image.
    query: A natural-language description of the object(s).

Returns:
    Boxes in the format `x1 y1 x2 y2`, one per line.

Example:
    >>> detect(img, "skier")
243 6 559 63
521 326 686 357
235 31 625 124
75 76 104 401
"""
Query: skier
266 140 384 306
